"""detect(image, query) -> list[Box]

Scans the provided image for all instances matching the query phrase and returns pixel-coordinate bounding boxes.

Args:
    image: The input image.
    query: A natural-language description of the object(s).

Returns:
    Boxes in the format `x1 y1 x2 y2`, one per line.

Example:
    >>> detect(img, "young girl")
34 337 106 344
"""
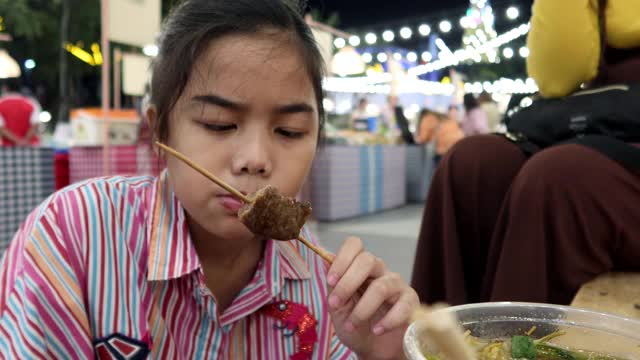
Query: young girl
0 1 417 359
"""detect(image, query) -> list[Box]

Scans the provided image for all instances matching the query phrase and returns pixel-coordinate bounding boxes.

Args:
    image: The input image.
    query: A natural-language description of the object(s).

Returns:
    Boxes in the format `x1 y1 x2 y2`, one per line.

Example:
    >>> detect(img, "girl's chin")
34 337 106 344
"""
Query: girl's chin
203 221 256 241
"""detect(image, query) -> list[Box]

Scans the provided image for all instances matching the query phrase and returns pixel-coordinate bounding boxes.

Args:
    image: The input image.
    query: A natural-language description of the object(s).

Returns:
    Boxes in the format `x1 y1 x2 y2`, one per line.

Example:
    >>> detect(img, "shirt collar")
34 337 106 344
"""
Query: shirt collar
146 171 312 282
146 171 200 281
273 239 312 281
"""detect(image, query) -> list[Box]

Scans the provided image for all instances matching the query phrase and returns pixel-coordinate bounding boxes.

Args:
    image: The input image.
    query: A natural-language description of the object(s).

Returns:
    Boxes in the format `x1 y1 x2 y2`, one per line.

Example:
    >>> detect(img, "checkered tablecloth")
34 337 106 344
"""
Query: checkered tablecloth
0 147 56 255
70 144 165 184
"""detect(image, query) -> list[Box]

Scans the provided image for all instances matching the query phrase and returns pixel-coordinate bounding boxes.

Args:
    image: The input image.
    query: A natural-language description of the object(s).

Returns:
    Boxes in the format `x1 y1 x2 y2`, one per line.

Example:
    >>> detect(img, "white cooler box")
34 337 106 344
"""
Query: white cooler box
71 108 140 146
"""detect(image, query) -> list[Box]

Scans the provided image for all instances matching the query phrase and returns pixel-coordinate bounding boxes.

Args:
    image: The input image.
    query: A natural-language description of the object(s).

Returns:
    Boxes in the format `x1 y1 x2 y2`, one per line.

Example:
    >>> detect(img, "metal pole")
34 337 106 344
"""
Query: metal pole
58 0 70 129
101 0 111 175
114 47 121 110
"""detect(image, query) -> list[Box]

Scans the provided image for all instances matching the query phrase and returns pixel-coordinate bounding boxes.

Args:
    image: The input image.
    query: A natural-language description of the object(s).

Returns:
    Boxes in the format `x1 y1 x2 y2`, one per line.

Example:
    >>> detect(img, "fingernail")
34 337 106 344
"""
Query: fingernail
327 273 339 286
373 325 385 335
345 321 356 333
329 295 341 308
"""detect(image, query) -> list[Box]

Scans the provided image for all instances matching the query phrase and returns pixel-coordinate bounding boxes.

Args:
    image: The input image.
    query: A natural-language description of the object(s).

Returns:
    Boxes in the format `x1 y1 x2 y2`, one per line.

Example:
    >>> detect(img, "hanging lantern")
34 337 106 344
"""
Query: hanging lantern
0 49 21 79
330 46 366 77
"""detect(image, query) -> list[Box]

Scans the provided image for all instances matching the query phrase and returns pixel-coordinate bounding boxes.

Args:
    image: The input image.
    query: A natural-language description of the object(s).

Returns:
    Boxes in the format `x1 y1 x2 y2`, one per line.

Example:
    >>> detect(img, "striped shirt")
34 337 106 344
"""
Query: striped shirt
0 173 355 359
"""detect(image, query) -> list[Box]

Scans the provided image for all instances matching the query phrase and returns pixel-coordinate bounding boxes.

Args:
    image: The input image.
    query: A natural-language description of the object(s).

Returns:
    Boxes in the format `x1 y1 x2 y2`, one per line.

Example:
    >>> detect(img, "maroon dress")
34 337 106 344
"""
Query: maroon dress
411 134 640 305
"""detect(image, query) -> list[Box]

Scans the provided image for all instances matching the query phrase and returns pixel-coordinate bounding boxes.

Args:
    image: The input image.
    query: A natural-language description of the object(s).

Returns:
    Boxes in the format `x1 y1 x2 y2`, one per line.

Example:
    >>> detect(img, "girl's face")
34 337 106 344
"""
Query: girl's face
161 32 319 242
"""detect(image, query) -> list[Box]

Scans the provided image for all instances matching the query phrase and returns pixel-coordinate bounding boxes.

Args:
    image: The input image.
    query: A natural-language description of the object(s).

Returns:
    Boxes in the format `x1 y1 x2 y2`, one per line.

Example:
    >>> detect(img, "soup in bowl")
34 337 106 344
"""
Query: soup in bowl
404 302 640 360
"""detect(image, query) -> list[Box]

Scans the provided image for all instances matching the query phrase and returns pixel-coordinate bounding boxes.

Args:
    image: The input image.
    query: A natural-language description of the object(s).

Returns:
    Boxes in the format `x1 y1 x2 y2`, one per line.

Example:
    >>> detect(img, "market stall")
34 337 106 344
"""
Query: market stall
309 145 406 221
68 108 164 183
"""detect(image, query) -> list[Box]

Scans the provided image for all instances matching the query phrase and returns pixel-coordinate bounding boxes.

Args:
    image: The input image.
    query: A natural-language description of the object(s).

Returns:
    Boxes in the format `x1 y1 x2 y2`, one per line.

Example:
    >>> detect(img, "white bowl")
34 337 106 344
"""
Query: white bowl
403 302 640 360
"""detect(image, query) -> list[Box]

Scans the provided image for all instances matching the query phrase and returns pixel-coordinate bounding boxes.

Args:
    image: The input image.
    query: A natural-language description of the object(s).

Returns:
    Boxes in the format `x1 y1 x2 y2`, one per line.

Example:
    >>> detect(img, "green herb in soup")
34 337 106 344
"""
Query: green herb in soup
422 331 630 360
511 336 537 359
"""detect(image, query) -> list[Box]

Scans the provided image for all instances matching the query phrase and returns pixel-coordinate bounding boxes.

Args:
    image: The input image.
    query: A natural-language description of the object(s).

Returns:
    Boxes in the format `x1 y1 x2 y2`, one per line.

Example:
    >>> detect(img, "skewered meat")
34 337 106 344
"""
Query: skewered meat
238 185 312 240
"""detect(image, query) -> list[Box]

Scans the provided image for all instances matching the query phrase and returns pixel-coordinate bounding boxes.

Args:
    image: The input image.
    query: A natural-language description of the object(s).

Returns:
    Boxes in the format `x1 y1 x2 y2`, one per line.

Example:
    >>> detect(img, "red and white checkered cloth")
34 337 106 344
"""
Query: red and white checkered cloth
70 145 165 184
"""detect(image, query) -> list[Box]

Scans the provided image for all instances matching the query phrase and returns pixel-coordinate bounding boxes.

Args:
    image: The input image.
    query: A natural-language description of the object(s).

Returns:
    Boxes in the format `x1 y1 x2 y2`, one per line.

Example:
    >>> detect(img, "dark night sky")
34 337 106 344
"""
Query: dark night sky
307 0 533 29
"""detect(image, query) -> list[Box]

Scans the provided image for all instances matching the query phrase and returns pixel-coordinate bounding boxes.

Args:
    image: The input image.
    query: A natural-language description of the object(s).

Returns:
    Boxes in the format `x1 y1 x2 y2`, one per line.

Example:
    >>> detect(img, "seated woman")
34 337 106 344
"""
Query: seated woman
411 0 640 306
415 109 440 145
460 94 489 136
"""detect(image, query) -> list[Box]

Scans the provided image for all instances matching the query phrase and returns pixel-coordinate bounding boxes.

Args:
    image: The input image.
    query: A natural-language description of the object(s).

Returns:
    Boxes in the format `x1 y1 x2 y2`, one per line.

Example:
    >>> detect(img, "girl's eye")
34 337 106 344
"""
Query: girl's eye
202 123 237 132
276 128 306 139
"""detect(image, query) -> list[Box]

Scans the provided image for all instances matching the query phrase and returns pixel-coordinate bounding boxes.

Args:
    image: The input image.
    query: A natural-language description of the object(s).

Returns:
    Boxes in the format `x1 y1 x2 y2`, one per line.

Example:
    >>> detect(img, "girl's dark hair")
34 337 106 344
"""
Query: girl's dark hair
150 0 326 143
463 93 479 112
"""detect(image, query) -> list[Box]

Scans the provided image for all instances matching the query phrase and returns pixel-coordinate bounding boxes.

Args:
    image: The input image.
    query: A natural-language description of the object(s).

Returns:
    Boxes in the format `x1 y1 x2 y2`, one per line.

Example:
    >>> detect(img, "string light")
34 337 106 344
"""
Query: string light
322 76 537 95
506 6 519 20
365 33 377 44
393 52 402 61
382 30 395 42
362 52 373 63
377 53 388 62
421 52 432 62
334 37 346 49
323 76 455 96
400 27 413 39
349 35 361 47
462 78 538 94
435 38 452 53
408 22 531 76
24 59 36 70
419 24 431 36
503 47 514 59
460 16 474 29
407 52 418 62
519 46 530 58
439 20 452 33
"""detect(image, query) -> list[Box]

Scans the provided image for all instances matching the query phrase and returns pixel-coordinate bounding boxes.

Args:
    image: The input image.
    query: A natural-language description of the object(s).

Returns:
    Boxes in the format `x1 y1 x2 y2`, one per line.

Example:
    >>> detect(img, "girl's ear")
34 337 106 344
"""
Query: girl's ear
146 105 163 158
146 105 157 135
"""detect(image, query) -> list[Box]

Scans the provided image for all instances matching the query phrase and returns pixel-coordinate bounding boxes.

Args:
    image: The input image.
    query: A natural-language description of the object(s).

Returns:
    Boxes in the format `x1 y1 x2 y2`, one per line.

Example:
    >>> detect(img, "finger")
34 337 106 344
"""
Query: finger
329 251 385 309
327 237 364 287
348 272 404 327
372 289 419 335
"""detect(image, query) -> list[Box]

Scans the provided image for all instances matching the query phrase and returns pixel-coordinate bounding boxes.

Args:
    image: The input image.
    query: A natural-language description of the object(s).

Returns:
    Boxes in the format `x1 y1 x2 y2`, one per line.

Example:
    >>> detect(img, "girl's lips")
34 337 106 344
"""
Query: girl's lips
219 195 244 214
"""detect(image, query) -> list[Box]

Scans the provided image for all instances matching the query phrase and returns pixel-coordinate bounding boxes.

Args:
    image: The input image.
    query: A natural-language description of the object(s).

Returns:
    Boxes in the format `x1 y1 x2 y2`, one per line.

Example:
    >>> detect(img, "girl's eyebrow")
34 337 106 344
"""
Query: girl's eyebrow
192 94 247 111
276 103 314 115
192 93 314 115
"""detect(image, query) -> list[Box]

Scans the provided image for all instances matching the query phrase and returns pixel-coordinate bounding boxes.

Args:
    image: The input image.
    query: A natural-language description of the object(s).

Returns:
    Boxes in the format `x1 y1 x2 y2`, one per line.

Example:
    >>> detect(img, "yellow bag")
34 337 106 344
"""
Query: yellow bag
527 0 640 98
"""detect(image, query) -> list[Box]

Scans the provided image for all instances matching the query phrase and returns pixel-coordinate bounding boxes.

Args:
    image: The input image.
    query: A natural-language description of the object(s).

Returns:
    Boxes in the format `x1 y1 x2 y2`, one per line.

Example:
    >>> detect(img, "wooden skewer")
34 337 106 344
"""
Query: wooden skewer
155 142 334 264
156 142 250 203
297 235 333 263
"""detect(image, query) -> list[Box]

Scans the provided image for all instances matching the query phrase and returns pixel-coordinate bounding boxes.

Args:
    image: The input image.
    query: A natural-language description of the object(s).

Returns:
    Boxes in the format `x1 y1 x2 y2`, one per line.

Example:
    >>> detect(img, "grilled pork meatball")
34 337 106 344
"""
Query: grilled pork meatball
238 185 312 240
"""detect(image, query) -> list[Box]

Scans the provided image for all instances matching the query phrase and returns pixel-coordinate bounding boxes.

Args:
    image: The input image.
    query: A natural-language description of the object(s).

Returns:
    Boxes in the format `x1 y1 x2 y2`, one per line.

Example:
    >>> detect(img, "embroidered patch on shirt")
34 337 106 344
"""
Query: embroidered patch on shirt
94 333 150 360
